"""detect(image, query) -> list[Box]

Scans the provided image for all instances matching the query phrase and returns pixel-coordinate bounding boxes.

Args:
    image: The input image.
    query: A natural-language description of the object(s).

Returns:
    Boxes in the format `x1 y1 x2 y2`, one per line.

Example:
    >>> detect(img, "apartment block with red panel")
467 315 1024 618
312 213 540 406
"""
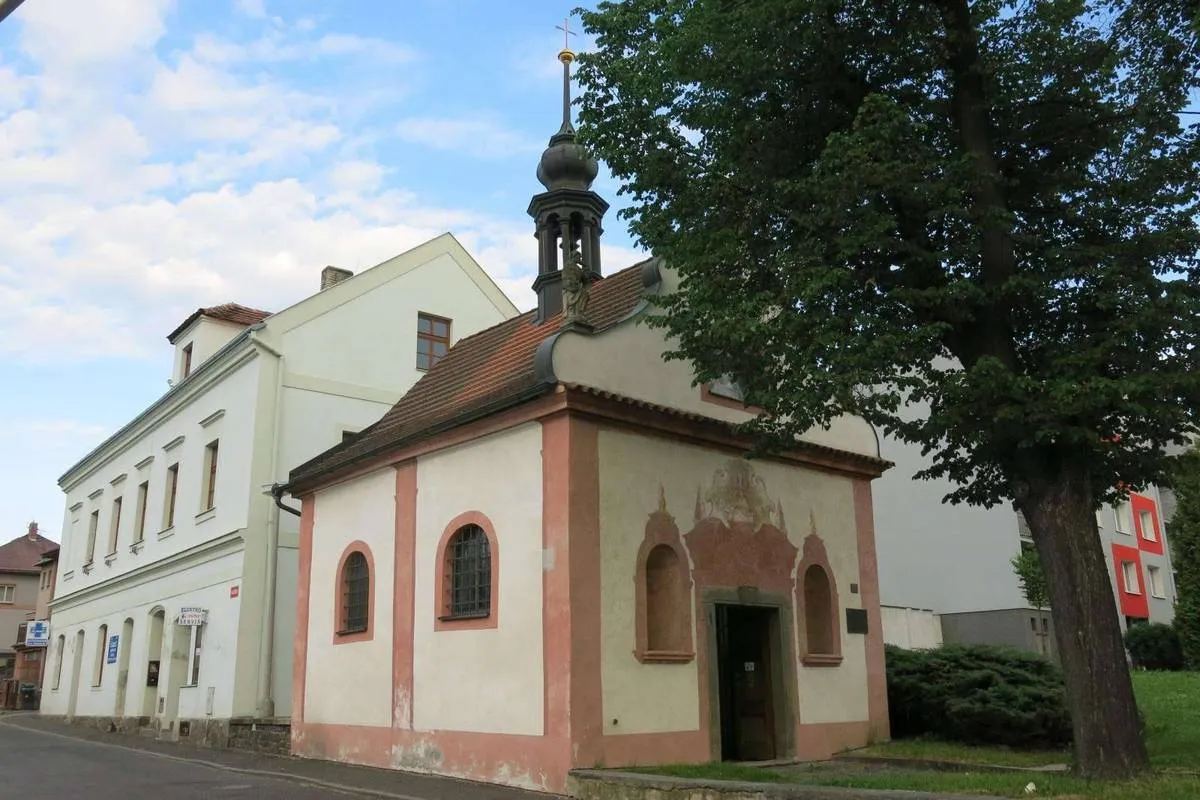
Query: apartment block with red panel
1107 490 1174 628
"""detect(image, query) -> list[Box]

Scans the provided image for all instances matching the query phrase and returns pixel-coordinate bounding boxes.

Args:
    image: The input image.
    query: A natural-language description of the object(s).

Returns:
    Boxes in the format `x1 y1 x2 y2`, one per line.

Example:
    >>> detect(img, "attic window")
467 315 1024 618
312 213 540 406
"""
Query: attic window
708 375 744 402
417 313 451 371
182 343 193 379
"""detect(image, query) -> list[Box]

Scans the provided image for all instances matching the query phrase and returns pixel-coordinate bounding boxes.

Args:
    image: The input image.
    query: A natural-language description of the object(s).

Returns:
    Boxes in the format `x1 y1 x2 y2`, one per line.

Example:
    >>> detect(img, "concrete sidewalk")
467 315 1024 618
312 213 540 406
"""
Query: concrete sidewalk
0 712 560 800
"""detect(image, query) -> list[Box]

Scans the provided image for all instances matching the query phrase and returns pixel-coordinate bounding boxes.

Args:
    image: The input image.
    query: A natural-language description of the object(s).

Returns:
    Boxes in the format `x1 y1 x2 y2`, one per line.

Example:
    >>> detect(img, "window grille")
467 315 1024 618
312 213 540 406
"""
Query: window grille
342 552 369 632
447 525 491 618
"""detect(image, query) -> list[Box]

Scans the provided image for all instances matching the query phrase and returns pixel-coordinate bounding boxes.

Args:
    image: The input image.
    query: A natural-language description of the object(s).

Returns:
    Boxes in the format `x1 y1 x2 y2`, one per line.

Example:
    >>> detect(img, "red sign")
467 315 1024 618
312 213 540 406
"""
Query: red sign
230 586 240 598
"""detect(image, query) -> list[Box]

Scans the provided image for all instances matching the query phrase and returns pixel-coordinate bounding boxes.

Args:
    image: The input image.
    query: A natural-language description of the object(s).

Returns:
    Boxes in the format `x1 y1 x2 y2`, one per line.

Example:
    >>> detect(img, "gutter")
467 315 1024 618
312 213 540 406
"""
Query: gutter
272 484 301 517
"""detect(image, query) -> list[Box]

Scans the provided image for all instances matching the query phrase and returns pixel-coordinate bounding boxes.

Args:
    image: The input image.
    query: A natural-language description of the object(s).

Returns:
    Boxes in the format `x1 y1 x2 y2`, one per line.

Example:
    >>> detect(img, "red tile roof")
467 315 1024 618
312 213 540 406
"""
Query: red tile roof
167 303 273 343
289 260 656 489
0 532 59 574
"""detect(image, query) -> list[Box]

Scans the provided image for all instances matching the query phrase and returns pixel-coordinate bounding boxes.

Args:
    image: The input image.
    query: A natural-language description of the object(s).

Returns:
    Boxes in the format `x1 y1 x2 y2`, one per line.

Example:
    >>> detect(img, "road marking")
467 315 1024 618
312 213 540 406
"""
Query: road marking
0 716 423 800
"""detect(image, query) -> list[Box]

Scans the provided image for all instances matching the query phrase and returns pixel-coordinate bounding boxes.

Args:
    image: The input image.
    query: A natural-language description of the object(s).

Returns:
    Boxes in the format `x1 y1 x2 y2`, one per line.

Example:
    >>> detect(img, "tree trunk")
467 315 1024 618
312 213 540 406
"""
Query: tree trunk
1018 466 1149 778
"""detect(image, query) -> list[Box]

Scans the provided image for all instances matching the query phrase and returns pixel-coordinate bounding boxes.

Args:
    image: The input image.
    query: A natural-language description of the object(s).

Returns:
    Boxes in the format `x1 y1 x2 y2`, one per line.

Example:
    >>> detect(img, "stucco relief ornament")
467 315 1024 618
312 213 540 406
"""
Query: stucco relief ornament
561 246 591 328
697 459 776 530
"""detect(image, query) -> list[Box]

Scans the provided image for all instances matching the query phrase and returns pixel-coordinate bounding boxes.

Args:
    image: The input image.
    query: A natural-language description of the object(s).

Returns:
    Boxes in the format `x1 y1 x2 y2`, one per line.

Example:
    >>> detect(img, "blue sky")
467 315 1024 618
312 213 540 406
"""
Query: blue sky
0 0 644 542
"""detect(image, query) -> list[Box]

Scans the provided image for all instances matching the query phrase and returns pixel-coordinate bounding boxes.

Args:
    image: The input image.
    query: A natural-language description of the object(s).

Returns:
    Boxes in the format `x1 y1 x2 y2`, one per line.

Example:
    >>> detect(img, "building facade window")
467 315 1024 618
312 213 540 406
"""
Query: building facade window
93 624 107 686
1122 561 1141 594
86 510 99 563
185 625 203 686
107 496 123 555
163 463 179 529
134 481 149 542
333 542 374 643
416 312 451 371
1147 565 1164 598
52 634 65 689
1115 501 1133 534
341 553 369 633
201 440 219 511
0 584 14 604
181 342 193 379
1139 510 1157 542
444 524 491 618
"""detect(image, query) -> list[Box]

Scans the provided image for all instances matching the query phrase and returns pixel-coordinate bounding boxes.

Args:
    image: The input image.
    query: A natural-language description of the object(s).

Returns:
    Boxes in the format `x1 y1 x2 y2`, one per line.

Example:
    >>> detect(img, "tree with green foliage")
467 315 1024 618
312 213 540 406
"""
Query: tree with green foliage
576 0 1200 779
1167 447 1200 669
1012 546 1051 656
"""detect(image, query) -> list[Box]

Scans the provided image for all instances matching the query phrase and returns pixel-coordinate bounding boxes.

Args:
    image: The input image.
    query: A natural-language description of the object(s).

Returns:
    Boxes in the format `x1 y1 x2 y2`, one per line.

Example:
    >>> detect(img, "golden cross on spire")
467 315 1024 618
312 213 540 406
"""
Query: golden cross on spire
555 16 576 51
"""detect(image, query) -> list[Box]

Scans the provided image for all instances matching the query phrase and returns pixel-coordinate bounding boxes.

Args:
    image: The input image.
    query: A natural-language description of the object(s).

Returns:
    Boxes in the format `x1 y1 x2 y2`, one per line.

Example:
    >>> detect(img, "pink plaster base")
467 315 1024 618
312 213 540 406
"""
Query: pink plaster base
292 722 572 793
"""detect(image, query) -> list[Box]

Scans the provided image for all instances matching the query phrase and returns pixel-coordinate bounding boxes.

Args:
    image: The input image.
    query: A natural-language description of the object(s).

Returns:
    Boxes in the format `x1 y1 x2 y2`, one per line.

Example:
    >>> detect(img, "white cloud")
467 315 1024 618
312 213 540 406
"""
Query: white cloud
16 0 172 67
395 115 541 159
235 0 266 19
0 2 646 366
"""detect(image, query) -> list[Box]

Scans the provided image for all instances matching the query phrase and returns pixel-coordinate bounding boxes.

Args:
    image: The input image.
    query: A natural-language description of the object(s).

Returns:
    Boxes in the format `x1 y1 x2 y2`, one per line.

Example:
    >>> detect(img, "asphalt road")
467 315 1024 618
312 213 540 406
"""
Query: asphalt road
0 720 361 799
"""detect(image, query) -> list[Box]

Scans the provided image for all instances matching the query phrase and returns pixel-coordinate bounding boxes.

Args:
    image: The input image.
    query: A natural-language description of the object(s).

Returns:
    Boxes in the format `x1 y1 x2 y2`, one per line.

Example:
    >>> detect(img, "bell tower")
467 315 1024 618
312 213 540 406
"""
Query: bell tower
528 18 609 323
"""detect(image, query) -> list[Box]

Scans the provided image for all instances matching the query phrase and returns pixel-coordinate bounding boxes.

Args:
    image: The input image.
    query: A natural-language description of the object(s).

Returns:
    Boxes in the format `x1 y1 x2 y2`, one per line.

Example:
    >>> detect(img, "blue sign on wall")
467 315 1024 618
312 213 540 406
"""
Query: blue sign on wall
24 620 50 647
106 635 119 664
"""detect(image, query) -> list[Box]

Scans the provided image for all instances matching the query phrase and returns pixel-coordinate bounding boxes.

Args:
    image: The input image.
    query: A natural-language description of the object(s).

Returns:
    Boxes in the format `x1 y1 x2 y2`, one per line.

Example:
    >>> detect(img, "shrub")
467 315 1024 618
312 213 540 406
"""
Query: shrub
885 643 1072 749
1125 623 1184 671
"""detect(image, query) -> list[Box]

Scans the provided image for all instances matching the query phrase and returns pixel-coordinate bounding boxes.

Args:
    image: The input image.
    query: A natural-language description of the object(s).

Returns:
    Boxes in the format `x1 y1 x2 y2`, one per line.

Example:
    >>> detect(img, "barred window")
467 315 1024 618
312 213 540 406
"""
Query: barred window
341 552 369 633
445 525 491 619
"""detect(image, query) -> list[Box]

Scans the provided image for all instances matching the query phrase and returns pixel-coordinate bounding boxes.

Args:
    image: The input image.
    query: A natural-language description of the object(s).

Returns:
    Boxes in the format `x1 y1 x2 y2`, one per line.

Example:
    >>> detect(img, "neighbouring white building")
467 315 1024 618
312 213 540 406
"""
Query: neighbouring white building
874 401 1181 658
40 234 518 748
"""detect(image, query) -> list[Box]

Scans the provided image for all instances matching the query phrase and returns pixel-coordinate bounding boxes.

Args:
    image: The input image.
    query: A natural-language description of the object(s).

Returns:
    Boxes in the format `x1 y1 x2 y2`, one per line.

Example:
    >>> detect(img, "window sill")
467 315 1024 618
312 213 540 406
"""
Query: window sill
81 562 94 574
157 527 175 540
333 627 373 645
104 553 118 566
438 611 490 622
90 685 103 691
195 508 216 524
634 649 695 664
802 653 844 668
129 541 144 555
434 610 497 631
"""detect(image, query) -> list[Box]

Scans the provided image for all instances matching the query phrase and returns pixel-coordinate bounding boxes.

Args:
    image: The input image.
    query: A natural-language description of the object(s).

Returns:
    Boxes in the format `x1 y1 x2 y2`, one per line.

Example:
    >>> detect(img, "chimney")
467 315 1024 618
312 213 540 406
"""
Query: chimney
27 521 38 540
320 266 354 291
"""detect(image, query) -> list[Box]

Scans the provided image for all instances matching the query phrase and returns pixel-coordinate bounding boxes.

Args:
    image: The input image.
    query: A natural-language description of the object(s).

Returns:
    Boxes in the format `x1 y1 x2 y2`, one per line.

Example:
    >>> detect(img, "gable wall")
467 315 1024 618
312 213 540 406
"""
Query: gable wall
551 317 879 458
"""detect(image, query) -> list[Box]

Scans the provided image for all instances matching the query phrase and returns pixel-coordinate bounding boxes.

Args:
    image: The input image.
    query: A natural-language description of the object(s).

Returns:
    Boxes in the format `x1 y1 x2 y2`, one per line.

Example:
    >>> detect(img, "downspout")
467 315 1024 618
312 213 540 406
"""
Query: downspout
273 484 302 517
251 327 284 719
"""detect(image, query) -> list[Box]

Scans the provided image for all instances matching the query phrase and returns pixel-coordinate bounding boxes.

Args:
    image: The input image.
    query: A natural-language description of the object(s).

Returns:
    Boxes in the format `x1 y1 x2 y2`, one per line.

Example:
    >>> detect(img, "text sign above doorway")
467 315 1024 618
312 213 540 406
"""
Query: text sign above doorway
178 607 208 626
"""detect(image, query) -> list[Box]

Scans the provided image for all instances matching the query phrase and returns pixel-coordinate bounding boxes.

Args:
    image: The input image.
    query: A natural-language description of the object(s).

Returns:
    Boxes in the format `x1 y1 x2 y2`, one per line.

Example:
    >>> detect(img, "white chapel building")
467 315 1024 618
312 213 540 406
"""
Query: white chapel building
40 235 518 747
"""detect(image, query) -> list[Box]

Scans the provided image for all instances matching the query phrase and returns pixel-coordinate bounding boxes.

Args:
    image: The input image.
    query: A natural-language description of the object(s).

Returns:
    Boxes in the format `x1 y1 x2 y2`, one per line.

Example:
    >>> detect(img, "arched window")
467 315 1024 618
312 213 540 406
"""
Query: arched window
796 534 842 667
646 545 688 652
340 552 369 633
53 634 65 689
634 523 694 664
93 624 108 686
445 524 491 619
803 565 834 654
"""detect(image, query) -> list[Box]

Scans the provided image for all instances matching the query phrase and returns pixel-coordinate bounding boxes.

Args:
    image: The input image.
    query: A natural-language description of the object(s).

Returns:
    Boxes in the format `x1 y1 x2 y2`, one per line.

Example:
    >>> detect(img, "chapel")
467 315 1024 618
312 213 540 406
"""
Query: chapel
284 39 892 794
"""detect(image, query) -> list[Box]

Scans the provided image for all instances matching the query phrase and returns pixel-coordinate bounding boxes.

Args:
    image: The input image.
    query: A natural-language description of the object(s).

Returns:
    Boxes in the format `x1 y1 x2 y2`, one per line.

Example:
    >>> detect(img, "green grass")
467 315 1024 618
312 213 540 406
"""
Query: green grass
788 768 1200 799
856 738 1070 768
624 671 1200 799
1134 670 1200 770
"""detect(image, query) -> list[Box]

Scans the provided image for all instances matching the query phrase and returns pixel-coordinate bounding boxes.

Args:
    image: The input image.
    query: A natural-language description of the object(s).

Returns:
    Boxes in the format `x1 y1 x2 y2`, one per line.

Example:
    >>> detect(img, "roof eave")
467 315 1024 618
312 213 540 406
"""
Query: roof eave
286 382 557 496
